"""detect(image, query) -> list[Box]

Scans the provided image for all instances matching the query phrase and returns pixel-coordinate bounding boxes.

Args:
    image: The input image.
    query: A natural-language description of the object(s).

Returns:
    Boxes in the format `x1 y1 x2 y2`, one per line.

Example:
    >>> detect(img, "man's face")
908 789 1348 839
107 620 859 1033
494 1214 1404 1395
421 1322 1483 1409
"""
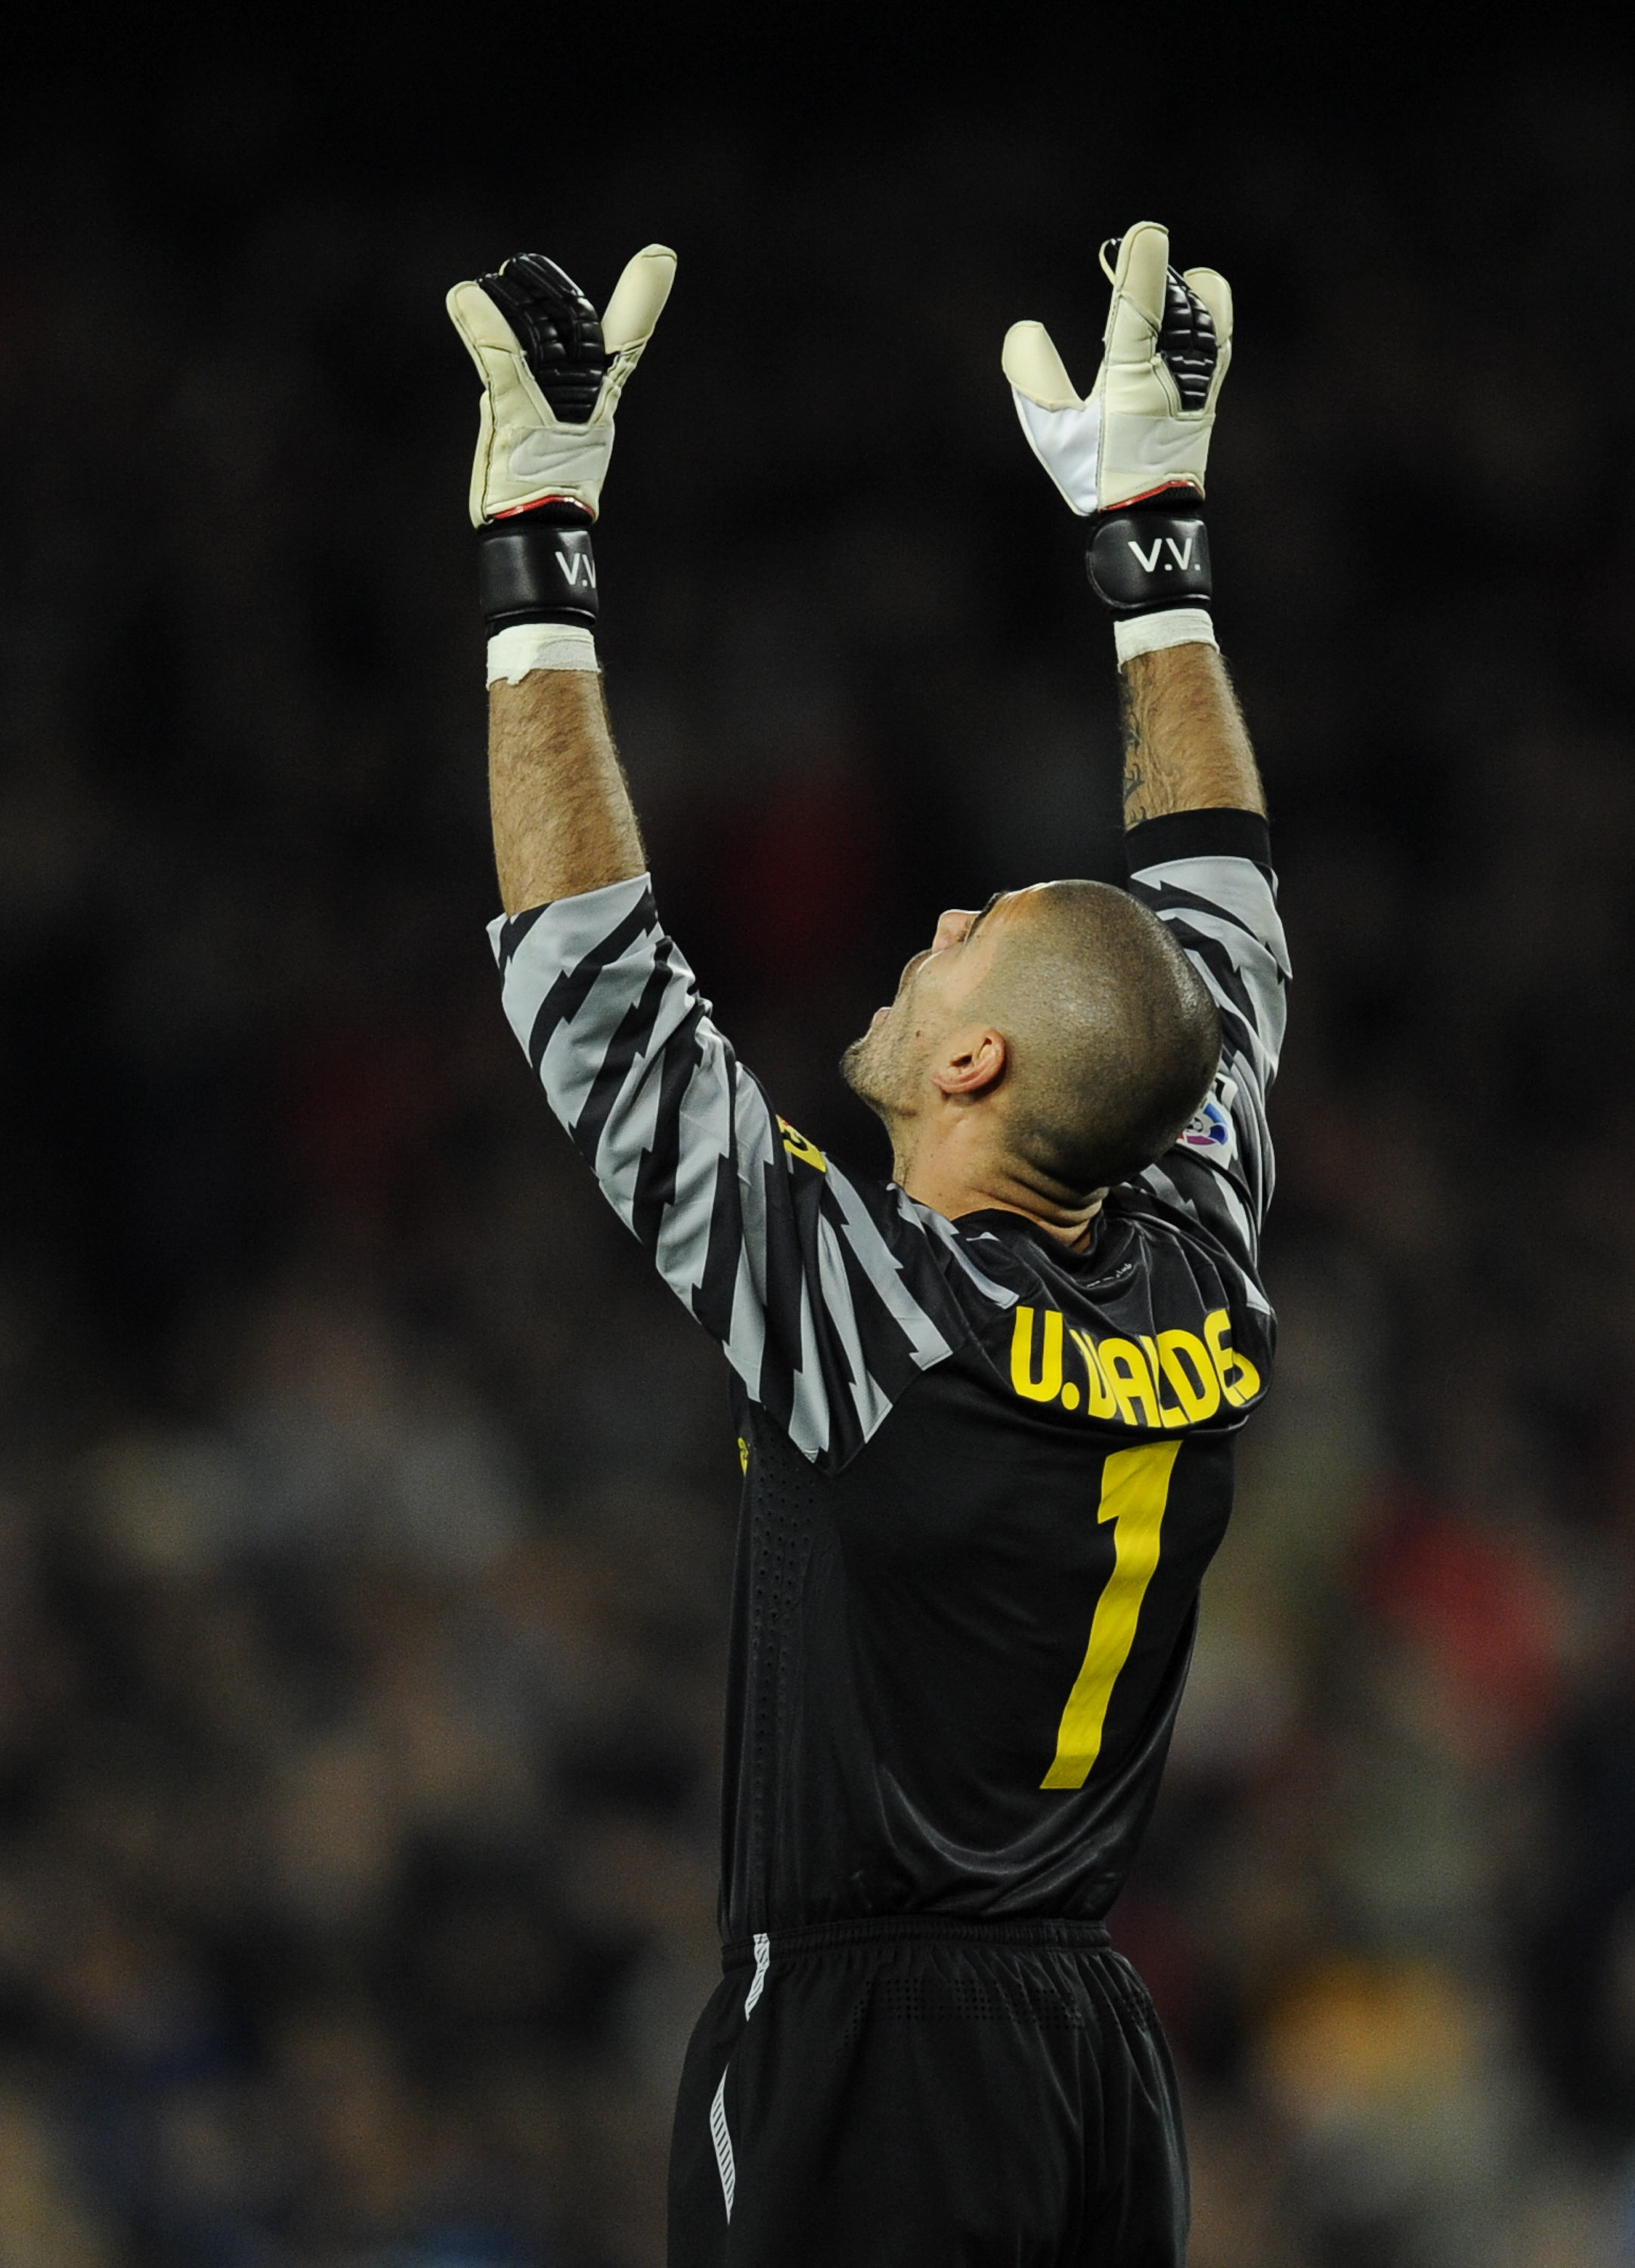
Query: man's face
841 891 1021 1121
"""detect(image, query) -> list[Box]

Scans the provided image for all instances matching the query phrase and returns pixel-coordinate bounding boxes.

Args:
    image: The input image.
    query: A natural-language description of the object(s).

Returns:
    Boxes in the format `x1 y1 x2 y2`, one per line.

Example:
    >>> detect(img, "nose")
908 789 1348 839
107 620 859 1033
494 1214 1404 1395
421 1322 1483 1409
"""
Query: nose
932 908 974 953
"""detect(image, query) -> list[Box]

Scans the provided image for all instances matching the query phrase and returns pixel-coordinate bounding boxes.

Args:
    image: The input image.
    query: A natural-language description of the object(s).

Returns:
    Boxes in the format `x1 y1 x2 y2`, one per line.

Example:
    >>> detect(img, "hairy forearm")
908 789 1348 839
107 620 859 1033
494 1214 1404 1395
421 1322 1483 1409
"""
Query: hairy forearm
1119 644 1266 826
488 671 646 914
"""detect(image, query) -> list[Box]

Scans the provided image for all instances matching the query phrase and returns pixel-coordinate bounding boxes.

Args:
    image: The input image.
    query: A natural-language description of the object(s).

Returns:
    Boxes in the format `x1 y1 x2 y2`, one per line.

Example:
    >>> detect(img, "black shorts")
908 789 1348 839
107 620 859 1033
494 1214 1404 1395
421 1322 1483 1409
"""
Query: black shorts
667 1918 1188 2268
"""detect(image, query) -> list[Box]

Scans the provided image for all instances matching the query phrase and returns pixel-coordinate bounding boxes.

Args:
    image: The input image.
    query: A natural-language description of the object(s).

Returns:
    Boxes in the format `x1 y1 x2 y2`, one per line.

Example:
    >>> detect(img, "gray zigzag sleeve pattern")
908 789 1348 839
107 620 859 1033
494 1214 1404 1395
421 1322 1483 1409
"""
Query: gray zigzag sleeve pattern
489 876 975 1470
1126 845 1290 1281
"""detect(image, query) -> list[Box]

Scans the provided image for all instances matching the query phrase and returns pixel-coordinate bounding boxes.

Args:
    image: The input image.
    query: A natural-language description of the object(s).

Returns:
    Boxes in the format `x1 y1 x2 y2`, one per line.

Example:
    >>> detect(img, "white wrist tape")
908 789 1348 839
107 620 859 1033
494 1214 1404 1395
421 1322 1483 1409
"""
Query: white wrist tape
486 622 599 686
1113 607 1219 666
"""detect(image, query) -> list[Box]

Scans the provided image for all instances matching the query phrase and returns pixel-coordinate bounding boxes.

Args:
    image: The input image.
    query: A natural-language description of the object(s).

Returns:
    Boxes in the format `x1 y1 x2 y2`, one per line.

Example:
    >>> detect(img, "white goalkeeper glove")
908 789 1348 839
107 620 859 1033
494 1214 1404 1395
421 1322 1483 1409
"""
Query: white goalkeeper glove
447 245 676 525
1002 222 1232 515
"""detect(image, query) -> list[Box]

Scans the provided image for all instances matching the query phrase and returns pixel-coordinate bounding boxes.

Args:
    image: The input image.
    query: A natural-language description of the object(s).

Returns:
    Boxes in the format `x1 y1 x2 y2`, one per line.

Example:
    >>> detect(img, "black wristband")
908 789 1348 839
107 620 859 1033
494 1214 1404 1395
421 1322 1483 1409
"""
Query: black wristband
478 503 598 631
1085 501 1211 615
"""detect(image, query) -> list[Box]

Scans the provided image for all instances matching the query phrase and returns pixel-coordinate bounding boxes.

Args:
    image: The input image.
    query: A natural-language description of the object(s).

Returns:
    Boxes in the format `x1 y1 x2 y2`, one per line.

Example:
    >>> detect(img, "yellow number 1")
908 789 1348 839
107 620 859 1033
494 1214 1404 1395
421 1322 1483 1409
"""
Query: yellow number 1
1041 1442 1182 1790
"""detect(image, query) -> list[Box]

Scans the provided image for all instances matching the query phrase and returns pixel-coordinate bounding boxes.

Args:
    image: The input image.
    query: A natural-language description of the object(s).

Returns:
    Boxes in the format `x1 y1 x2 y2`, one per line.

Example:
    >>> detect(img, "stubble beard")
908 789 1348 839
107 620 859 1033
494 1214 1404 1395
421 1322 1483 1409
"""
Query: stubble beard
840 1010 910 1125
842 1016 925 1188
839 1024 890 1117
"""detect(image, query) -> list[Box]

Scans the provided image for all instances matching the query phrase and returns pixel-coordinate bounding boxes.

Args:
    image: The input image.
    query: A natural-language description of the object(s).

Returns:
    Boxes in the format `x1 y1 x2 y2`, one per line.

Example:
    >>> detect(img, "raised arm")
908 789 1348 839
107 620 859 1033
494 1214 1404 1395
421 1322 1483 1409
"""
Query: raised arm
446 246 673 913
447 243 976 1471
1002 221 1265 826
1004 222 1286 1263
1119 644 1265 824
488 670 643 913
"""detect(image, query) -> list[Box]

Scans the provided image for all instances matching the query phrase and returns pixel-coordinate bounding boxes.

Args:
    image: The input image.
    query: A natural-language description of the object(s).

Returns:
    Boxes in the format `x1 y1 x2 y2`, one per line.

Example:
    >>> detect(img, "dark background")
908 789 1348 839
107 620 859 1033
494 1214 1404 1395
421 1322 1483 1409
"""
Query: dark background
3 9 1635 2262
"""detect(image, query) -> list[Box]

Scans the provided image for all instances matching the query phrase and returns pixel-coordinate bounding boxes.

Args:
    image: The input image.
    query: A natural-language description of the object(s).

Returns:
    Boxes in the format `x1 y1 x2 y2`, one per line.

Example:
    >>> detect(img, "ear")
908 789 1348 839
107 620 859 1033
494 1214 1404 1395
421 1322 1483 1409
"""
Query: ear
931 1028 1008 1099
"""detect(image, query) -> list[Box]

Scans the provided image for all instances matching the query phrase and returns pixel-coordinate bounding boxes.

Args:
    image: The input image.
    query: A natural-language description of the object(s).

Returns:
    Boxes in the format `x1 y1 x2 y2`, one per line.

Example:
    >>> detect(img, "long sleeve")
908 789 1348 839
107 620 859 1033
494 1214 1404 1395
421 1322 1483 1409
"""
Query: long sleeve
490 878 1008 1470
1125 807 1289 1286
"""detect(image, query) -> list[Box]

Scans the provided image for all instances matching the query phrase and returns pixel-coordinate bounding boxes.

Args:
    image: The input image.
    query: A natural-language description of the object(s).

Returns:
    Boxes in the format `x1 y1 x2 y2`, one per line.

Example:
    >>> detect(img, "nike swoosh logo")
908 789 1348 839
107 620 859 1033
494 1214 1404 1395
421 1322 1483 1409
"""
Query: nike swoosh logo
509 429 593 476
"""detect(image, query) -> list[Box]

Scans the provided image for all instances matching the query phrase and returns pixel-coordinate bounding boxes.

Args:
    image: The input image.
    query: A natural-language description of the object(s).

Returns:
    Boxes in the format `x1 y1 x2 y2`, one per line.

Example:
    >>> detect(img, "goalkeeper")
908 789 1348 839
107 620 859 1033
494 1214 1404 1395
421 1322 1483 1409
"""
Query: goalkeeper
448 222 1284 2267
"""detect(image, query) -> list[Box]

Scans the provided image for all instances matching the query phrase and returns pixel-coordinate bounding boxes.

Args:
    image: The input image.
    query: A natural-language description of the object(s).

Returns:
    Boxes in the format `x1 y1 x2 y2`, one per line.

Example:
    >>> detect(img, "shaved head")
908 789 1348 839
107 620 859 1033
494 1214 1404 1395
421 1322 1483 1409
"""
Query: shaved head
977 881 1221 1193
843 879 1221 1205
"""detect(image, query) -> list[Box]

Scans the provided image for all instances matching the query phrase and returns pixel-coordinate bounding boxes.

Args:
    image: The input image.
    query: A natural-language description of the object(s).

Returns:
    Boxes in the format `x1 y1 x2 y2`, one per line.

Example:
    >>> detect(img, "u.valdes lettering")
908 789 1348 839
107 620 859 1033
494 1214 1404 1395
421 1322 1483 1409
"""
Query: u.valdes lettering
1009 1303 1260 1425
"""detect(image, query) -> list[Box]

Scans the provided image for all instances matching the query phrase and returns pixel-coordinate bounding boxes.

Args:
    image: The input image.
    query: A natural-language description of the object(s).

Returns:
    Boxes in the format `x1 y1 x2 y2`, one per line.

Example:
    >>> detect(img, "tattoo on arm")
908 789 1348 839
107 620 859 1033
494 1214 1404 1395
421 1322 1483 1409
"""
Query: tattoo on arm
1119 643 1267 827
1119 673 1157 826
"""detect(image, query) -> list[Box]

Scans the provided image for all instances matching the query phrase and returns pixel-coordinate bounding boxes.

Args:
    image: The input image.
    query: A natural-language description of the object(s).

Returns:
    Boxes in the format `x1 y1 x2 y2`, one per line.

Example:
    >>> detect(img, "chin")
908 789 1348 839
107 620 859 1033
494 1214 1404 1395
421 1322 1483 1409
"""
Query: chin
839 1033 872 1095
840 1030 889 1111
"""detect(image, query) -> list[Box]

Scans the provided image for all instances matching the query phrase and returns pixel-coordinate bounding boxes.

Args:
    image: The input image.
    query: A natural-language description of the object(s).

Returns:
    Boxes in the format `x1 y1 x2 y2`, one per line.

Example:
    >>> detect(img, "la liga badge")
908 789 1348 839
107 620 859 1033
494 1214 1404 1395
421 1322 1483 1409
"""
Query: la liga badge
1180 1092 1235 1164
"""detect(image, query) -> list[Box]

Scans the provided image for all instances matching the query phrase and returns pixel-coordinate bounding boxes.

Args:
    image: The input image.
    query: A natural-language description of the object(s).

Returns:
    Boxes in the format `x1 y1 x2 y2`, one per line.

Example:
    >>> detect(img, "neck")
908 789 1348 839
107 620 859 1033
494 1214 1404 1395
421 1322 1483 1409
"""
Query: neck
893 1129 1104 1251
955 1193 1104 1251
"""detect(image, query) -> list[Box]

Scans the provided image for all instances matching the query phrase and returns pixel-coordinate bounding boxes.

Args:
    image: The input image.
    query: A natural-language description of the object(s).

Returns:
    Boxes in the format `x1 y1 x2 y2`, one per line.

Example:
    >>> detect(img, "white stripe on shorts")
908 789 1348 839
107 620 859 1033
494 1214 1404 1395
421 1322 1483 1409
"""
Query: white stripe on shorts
744 1931 770 2019
710 2066 735 2220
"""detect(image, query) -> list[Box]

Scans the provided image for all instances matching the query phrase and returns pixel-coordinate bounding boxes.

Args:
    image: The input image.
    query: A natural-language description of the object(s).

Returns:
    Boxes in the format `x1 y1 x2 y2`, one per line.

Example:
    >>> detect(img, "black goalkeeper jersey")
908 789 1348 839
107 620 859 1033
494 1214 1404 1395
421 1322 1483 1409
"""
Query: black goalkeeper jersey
491 807 1287 1941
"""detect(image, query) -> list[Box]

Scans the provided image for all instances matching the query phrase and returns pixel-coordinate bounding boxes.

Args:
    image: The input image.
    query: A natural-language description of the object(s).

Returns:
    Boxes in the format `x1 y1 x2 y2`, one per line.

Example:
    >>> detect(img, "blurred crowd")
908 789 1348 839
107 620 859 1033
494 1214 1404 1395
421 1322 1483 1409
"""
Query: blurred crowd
5 40 1635 2267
